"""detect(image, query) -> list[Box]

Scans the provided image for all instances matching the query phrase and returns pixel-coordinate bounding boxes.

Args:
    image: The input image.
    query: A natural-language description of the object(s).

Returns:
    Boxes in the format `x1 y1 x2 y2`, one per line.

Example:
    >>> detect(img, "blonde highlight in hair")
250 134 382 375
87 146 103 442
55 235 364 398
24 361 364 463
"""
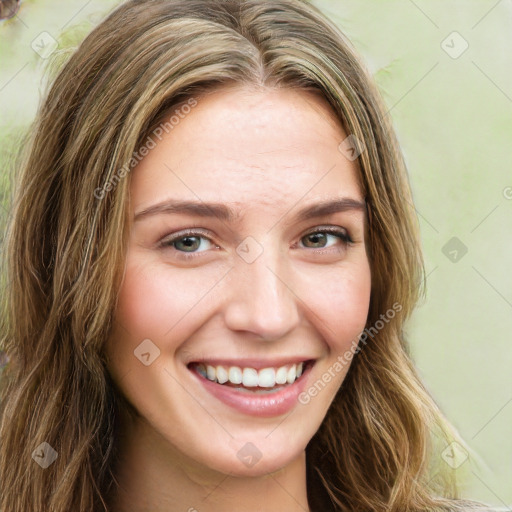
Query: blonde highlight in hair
0 1 489 510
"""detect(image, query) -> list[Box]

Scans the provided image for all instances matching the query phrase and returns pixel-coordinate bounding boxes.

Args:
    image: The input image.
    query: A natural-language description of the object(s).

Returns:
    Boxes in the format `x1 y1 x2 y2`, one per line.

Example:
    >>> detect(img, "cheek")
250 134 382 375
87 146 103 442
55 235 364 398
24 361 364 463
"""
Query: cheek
113 257 211 341
303 263 371 350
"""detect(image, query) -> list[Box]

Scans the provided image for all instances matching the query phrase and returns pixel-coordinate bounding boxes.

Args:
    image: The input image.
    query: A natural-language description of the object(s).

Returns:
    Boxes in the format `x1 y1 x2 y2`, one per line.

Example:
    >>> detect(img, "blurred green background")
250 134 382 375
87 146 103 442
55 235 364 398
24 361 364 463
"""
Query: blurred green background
0 0 511 508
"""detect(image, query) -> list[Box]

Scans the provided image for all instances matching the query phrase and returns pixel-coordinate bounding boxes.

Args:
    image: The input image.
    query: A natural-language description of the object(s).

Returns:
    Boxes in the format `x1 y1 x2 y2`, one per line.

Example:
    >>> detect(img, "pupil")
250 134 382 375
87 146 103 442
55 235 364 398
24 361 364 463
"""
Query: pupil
178 236 199 251
307 233 326 247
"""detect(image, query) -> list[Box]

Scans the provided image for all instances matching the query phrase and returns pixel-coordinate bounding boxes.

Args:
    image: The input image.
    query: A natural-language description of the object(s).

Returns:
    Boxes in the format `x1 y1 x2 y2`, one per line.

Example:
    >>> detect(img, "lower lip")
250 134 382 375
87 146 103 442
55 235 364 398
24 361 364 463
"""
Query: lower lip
189 364 312 417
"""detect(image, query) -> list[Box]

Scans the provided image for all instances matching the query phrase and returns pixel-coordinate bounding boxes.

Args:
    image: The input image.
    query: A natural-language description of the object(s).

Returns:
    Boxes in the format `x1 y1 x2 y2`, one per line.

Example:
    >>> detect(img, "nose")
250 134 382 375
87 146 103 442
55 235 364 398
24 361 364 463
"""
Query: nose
222 246 301 341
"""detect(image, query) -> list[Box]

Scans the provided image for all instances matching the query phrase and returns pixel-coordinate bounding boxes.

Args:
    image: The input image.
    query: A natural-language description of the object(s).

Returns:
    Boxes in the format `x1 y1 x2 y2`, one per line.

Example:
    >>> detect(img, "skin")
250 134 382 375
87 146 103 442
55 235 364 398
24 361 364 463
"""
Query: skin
105 85 372 512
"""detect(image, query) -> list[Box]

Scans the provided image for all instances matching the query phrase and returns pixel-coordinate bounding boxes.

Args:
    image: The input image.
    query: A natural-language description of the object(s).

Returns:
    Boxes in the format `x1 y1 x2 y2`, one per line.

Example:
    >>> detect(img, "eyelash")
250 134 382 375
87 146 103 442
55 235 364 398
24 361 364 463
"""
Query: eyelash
157 226 353 261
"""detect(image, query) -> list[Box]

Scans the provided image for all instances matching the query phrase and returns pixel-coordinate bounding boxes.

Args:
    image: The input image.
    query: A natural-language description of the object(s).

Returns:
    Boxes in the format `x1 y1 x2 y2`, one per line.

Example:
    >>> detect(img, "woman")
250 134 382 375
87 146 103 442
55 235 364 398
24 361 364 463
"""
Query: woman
0 0 494 510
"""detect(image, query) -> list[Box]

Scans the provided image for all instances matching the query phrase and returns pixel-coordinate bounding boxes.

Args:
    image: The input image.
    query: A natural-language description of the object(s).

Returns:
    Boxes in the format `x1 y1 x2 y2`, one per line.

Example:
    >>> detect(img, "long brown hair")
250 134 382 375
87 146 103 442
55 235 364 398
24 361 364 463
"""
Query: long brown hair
0 0 491 510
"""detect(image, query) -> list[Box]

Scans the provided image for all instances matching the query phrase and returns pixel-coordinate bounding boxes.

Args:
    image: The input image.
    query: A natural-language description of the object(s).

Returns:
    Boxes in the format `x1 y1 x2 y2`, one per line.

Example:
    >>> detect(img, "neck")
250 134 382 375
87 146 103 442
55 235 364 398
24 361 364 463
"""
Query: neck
109 413 310 512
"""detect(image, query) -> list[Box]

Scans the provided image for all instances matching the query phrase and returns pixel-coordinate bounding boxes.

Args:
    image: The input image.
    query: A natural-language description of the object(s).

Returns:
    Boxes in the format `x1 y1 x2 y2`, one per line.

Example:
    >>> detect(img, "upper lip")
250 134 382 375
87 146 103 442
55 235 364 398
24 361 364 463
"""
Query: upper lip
187 357 315 370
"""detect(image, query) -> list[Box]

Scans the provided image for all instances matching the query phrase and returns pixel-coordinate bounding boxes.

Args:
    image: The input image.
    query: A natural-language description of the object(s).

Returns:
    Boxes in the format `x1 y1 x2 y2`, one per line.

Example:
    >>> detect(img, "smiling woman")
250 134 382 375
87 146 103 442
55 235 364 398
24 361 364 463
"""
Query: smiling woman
105 86 373 510
0 1 494 512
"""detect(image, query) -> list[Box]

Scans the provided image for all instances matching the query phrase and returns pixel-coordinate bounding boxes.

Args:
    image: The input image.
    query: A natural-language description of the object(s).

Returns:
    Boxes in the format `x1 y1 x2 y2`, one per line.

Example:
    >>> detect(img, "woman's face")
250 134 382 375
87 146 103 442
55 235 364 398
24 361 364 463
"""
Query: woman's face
106 86 371 477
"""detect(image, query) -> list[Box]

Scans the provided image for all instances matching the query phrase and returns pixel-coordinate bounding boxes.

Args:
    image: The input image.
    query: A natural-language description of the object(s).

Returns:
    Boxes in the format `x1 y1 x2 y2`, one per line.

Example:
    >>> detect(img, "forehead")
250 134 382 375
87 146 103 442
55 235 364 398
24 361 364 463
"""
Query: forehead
130 86 364 216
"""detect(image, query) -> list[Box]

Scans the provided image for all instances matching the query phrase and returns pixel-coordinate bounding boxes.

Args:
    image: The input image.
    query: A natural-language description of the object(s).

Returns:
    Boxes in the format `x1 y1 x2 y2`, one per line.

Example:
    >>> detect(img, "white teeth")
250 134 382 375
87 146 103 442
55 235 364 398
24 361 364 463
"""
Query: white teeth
195 362 308 387
275 366 288 385
206 365 216 381
228 366 243 384
286 364 297 384
258 367 276 388
216 365 228 384
242 368 259 387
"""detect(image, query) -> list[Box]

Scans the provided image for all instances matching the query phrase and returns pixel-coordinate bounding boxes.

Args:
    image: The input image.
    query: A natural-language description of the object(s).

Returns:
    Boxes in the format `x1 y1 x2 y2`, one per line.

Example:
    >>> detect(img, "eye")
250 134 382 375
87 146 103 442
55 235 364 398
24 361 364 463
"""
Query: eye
158 229 217 259
299 227 352 250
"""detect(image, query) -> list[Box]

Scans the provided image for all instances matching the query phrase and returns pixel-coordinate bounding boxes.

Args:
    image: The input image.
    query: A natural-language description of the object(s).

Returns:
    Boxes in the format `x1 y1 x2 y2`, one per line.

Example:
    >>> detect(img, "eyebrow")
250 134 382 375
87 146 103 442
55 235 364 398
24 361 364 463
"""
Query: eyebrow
134 197 366 224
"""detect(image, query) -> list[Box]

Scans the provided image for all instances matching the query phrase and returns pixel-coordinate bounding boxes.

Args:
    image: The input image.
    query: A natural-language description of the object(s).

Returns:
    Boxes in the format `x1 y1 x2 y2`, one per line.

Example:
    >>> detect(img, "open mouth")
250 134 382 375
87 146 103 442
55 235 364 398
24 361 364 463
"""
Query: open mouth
187 360 315 394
